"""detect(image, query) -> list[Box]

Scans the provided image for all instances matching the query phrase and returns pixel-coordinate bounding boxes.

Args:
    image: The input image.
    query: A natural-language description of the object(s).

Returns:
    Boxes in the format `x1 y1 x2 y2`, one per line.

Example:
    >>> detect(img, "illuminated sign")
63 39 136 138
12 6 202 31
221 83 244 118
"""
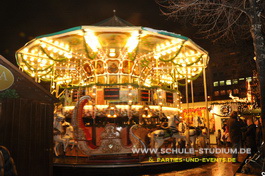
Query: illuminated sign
104 88 120 100
140 90 149 101
166 92 173 103
0 65 14 91
72 89 85 102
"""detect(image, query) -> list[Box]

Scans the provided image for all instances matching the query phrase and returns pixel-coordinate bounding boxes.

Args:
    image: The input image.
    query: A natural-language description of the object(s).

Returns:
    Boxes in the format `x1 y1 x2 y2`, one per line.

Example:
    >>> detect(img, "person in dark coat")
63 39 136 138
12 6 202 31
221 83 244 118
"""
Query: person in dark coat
245 118 257 156
239 118 247 148
0 146 17 176
227 111 242 163
255 118 262 149
216 129 222 146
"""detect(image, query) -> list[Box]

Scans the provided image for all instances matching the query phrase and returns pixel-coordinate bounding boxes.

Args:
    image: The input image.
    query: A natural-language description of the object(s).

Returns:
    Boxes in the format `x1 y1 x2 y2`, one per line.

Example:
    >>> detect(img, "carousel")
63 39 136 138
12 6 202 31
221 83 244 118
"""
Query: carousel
15 16 209 166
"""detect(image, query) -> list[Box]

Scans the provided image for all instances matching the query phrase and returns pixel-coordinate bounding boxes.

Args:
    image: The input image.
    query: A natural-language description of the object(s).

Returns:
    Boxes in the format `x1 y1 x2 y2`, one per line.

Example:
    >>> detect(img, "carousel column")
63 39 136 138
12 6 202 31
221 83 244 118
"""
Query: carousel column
55 83 60 98
50 64 56 94
191 80 195 109
128 85 133 120
185 76 190 146
158 89 163 118
203 57 210 145
92 85 97 146
176 71 182 112
127 85 133 145
184 51 190 146
173 83 177 108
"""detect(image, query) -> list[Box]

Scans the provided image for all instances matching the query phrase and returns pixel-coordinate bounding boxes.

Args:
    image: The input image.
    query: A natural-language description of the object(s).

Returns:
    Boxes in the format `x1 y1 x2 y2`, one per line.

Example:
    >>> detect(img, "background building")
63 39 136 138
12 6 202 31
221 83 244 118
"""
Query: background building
180 40 257 103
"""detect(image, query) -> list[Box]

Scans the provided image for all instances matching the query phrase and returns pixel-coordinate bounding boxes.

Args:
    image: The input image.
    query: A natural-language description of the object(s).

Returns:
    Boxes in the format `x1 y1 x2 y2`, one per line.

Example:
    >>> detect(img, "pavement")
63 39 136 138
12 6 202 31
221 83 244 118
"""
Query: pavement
54 151 262 176
150 153 259 176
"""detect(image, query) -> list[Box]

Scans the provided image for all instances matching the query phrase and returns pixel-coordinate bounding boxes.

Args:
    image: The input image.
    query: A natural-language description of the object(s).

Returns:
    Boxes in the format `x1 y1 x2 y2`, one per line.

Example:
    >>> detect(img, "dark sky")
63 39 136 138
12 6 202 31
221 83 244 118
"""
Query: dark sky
0 0 255 69
0 0 202 64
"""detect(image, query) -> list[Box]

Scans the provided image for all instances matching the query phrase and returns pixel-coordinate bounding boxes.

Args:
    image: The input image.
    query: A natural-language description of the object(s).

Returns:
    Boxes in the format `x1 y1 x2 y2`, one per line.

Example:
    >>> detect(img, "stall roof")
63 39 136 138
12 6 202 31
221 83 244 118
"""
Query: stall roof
0 55 57 103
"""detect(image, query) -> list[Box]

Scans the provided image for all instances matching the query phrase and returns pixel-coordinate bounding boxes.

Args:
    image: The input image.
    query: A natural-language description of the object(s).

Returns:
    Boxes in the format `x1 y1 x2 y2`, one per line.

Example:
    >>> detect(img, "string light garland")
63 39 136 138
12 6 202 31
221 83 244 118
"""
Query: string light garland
16 26 208 92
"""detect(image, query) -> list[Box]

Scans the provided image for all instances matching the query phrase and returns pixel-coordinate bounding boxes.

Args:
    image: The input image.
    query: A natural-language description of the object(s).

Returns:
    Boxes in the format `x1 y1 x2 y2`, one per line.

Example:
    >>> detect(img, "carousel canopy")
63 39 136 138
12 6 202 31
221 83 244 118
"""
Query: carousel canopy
16 16 209 91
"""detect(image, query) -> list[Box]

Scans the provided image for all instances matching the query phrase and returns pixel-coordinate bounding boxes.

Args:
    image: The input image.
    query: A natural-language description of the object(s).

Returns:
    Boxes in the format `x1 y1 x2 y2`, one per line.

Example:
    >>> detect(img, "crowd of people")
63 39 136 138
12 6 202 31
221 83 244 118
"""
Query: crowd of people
216 111 262 162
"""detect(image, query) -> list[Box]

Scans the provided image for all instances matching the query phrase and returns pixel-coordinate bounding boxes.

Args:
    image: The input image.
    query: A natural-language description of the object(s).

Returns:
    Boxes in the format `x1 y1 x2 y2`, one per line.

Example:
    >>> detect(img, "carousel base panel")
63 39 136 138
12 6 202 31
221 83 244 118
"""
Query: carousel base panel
54 154 142 165
53 155 213 176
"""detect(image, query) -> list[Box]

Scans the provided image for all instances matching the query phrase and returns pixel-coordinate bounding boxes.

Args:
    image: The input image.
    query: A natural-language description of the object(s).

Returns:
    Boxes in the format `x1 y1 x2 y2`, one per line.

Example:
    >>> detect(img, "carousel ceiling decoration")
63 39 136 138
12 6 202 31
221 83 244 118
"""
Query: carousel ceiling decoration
16 18 209 92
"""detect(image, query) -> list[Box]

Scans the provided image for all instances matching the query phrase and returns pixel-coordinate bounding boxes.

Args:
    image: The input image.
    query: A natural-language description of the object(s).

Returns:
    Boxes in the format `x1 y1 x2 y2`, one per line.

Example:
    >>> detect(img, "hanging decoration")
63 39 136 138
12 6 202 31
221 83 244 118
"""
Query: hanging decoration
15 22 210 130
209 101 260 117
15 26 209 93
220 105 232 117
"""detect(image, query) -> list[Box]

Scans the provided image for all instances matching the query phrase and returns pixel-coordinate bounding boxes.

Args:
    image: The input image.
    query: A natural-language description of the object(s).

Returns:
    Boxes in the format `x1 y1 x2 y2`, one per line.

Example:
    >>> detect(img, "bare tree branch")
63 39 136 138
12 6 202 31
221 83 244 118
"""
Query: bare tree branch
156 0 265 151
156 0 253 42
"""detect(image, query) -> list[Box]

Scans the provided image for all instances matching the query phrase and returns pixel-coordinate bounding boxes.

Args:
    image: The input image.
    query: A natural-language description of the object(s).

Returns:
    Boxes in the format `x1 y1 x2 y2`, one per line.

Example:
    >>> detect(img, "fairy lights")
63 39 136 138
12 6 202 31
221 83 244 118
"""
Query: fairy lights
126 31 140 52
16 26 208 94
84 31 101 52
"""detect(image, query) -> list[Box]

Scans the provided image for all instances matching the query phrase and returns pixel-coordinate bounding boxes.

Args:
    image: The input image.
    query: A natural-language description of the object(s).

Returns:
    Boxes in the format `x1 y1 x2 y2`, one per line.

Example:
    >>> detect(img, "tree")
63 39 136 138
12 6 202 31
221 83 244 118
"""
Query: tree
157 0 265 144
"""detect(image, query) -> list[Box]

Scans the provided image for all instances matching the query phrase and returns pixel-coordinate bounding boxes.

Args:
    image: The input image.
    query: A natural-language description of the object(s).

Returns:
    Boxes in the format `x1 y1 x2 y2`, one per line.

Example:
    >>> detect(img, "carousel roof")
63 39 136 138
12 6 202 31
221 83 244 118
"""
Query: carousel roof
93 15 134 26
16 16 209 91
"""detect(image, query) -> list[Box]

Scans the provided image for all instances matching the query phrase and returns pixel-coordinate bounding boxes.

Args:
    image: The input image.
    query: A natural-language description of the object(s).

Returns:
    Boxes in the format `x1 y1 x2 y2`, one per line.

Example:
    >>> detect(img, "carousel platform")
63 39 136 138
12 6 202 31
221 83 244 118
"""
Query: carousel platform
53 154 213 176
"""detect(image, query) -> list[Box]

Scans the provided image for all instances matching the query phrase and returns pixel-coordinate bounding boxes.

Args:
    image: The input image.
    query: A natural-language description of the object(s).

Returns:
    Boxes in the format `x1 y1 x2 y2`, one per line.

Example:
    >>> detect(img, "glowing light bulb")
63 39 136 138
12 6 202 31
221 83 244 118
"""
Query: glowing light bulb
126 31 139 52
41 43 46 48
84 31 101 52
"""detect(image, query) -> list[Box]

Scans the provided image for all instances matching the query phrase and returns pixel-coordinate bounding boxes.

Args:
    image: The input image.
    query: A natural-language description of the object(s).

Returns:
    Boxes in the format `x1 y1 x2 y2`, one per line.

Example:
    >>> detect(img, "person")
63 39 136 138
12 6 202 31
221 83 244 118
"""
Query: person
216 129 222 146
0 146 17 176
239 117 247 148
255 118 262 149
245 118 257 156
222 124 230 147
227 111 242 163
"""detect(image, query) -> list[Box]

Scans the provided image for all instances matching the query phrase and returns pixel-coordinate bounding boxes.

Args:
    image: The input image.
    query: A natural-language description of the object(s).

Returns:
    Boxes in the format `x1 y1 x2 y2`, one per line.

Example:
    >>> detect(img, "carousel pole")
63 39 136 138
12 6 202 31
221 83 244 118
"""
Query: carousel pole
185 76 190 145
191 80 194 108
185 67 189 116
55 84 60 98
92 85 97 146
203 57 210 144
185 45 190 121
185 78 189 111
185 63 191 146
128 85 132 119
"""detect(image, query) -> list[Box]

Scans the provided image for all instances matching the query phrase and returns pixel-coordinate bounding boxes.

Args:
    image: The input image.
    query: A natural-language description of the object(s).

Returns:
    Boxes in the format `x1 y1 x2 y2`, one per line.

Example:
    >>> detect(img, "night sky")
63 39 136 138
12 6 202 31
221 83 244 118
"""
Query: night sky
0 0 204 65
0 0 255 72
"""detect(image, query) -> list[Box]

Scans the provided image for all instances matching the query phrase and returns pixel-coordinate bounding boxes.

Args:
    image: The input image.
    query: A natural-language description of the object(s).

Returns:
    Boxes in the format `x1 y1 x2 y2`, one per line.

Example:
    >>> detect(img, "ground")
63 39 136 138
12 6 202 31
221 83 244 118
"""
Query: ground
151 154 258 176
54 153 260 176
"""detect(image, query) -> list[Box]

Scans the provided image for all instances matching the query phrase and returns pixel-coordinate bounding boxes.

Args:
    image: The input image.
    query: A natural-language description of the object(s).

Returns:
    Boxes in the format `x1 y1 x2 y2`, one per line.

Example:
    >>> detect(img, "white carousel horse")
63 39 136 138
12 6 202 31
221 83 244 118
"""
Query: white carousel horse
149 115 181 155
61 121 77 150
149 115 207 155
53 113 67 156
178 116 207 149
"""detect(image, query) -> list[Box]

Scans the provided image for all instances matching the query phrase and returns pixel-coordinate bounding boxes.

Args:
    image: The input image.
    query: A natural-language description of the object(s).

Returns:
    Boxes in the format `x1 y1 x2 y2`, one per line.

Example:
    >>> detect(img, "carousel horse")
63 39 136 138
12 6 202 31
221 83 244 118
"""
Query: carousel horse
149 115 207 155
193 116 208 148
148 115 181 155
61 121 77 150
53 113 67 156
177 116 207 148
